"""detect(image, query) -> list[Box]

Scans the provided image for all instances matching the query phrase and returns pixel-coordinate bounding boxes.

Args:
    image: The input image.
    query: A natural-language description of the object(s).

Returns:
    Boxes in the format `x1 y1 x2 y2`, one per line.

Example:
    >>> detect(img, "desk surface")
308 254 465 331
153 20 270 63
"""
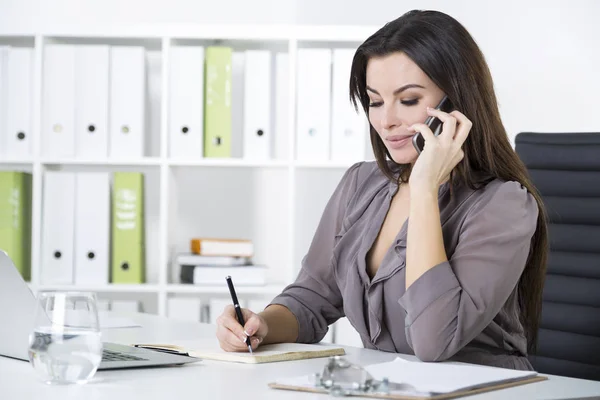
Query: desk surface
2 312 600 400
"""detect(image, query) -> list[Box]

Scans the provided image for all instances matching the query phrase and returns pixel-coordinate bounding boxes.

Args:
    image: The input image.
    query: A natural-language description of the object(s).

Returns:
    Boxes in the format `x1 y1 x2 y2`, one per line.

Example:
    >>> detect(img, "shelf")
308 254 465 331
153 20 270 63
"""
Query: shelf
168 158 289 168
29 284 286 295
0 159 34 165
1 158 368 169
34 284 161 293
0 24 374 319
40 158 163 166
166 283 286 295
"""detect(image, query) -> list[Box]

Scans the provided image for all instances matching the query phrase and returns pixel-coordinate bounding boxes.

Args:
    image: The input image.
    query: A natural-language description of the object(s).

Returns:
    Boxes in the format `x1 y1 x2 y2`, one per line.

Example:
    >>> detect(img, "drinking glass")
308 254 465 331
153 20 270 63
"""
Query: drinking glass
28 291 103 385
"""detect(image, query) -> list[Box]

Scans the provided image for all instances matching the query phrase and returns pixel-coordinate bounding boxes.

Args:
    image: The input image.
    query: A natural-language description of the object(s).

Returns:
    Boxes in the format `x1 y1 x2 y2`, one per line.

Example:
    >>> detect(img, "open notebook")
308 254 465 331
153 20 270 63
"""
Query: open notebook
133 341 345 364
270 357 547 399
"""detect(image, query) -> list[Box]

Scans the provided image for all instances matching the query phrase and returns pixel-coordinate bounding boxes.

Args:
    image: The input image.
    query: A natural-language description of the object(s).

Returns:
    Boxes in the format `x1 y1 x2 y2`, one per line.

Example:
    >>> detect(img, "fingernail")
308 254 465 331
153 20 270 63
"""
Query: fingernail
427 106 432 110
252 338 260 346
240 335 248 343
244 330 252 337
407 126 415 131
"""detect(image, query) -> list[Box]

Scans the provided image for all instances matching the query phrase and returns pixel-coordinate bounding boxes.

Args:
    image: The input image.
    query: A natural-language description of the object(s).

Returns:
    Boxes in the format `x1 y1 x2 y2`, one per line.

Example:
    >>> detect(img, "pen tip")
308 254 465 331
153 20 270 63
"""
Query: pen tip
248 345 253 354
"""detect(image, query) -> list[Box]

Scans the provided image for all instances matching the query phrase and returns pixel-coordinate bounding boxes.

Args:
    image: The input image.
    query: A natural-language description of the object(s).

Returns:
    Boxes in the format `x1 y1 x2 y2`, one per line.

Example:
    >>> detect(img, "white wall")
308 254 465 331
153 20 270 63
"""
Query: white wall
2 0 598 141
0 0 294 26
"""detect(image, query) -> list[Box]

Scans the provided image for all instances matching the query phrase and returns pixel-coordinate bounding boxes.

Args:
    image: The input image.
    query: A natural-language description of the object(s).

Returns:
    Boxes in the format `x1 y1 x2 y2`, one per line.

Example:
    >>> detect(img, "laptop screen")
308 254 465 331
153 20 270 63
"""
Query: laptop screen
0 251 39 361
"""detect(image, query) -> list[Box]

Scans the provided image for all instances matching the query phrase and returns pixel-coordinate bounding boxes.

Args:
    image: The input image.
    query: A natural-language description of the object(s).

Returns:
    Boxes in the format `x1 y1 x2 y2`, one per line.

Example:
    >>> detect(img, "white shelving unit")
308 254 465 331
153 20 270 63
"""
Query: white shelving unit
0 24 376 317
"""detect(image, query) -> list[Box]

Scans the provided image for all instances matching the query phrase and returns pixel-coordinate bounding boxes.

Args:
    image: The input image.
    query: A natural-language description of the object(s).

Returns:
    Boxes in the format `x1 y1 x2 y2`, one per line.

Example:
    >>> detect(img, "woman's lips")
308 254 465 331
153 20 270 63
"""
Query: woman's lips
386 134 414 149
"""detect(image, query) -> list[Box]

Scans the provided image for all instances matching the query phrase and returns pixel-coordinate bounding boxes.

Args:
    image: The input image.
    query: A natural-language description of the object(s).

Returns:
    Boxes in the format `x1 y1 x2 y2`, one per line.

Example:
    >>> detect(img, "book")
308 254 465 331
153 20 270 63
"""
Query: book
180 265 267 286
203 46 232 158
133 341 345 364
176 253 251 266
0 172 32 281
190 238 253 257
111 172 145 284
269 357 547 399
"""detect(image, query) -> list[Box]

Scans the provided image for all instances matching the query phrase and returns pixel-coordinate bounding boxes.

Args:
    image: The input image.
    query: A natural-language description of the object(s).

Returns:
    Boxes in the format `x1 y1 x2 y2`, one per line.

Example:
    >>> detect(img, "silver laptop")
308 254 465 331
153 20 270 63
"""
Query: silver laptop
0 251 199 369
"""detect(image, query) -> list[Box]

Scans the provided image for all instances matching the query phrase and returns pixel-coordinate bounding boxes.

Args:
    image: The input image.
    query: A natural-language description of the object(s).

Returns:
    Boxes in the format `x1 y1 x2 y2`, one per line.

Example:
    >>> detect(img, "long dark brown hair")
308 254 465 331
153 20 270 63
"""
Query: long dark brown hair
349 10 548 353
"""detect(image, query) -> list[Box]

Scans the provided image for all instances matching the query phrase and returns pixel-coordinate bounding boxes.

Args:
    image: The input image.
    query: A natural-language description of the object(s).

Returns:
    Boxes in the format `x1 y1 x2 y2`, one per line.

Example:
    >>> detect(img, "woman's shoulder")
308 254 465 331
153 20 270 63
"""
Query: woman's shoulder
347 160 391 196
473 177 535 203
349 161 389 186
338 160 388 190
330 161 392 221
457 177 539 221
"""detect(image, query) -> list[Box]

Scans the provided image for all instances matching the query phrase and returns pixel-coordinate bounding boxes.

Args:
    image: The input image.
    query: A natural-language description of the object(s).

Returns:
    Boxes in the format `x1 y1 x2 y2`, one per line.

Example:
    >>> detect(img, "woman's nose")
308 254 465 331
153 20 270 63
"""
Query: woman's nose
381 105 401 130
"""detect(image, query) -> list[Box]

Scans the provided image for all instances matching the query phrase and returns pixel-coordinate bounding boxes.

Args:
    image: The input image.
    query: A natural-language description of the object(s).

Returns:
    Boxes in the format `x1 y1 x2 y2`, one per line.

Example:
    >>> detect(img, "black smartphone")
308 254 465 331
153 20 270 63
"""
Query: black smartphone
412 95 454 154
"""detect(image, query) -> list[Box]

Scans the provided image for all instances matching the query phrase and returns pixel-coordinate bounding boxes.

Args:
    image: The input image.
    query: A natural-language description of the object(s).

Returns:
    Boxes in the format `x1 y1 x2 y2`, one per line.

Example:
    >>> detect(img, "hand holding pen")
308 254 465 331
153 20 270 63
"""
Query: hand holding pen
216 276 269 353
226 276 253 353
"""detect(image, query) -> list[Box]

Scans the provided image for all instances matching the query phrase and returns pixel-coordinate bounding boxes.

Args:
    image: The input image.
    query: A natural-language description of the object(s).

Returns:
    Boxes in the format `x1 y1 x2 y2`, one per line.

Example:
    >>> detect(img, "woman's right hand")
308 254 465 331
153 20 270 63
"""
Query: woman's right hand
216 305 269 352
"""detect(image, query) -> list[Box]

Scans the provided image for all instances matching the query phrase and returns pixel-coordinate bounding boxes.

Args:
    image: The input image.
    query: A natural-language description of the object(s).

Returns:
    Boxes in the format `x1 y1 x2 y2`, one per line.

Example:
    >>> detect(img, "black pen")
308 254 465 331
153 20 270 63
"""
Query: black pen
226 275 253 354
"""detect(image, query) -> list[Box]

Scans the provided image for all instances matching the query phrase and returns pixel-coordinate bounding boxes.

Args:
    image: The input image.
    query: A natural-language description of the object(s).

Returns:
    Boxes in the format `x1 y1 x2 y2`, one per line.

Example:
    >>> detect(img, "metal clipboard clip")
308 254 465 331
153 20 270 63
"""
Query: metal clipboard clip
311 356 391 397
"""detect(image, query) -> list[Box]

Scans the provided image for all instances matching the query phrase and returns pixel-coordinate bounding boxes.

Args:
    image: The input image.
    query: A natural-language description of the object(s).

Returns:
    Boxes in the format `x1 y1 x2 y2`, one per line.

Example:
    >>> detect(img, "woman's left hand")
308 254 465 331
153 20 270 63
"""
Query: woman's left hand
408 107 472 194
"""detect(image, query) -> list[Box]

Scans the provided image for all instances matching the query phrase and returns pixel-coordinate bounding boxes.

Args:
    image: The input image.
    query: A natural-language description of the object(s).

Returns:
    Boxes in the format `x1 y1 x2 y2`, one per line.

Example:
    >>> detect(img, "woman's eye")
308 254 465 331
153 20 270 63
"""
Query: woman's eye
368 101 383 108
401 99 419 106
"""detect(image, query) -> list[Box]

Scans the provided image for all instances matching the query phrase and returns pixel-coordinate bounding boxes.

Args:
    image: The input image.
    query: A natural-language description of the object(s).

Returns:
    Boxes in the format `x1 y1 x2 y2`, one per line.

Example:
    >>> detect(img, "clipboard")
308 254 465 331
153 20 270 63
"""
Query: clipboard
268 356 548 399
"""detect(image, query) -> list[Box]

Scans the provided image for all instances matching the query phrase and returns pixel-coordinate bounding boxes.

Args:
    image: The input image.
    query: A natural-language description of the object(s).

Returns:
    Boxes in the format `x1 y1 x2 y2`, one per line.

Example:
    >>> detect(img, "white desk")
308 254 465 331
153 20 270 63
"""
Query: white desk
2 312 600 400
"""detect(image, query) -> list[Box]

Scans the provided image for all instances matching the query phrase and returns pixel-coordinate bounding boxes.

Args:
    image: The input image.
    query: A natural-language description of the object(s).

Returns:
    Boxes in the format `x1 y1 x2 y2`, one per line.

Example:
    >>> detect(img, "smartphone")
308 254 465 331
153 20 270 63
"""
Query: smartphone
412 95 454 154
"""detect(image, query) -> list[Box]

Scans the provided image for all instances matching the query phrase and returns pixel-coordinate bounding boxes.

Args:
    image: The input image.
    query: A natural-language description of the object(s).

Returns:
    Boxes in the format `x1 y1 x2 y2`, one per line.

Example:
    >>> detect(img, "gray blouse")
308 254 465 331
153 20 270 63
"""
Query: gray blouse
270 161 539 370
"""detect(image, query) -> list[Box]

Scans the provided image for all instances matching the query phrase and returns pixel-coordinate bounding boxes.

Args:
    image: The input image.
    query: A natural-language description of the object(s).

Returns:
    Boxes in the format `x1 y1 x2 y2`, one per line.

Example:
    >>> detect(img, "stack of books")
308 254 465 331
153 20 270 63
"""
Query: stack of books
177 238 266 286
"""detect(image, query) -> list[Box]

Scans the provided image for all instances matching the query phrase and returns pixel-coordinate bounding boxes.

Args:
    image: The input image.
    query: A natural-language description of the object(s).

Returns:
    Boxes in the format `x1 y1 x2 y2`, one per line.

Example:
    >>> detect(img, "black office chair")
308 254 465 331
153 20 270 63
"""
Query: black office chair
515 132 600 381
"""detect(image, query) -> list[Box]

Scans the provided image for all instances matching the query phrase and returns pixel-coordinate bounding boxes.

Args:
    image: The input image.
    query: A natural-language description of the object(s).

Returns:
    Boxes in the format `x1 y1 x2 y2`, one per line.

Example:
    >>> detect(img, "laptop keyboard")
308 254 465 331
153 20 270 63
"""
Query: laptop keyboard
102 349 148 362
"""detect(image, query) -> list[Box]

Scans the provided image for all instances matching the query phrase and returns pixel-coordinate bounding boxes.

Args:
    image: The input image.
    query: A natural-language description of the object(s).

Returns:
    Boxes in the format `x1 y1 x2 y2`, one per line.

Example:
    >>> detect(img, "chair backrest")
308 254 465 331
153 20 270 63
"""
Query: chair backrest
515 132 600 381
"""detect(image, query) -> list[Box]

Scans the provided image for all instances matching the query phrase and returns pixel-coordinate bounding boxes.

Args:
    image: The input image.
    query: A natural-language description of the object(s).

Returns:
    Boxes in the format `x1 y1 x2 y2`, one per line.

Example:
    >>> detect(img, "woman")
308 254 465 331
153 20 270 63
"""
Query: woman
216 10 548 370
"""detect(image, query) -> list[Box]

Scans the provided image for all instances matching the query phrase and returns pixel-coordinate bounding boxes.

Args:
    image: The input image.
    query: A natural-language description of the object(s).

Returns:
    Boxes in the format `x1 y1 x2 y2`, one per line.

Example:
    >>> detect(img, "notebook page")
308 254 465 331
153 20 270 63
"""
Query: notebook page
365 358 537 394
134 339 345 363
230 343 342 356
191 342 340 356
